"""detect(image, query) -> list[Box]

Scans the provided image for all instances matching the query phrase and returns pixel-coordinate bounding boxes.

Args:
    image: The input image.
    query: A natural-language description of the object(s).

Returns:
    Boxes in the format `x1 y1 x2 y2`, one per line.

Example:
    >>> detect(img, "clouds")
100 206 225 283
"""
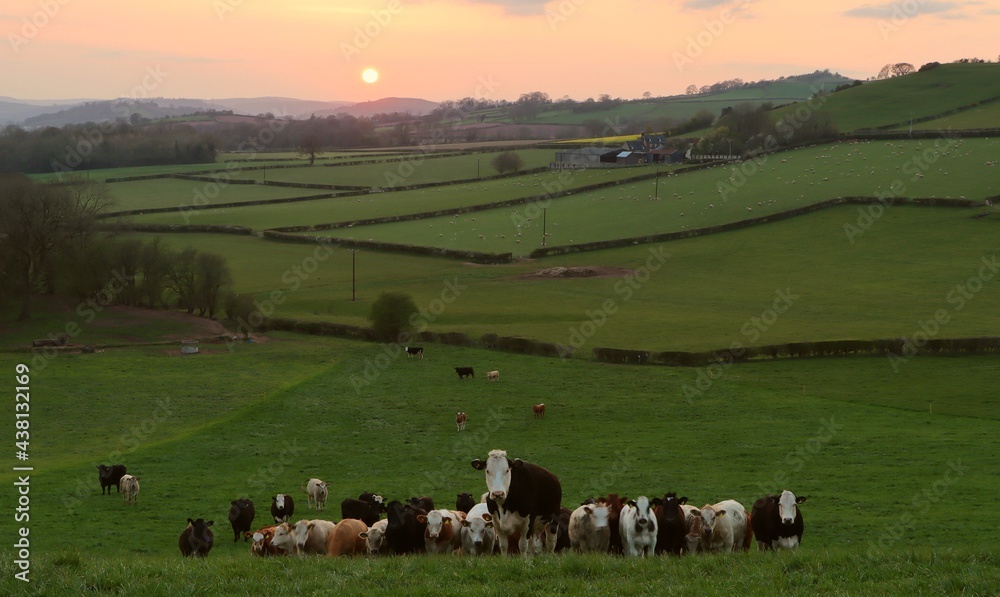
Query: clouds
844 1 965 19
464 0 553 15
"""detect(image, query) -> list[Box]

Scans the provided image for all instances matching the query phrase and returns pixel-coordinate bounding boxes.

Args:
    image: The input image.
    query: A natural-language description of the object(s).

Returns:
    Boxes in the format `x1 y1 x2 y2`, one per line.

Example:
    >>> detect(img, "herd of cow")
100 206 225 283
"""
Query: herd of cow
101 450 806 559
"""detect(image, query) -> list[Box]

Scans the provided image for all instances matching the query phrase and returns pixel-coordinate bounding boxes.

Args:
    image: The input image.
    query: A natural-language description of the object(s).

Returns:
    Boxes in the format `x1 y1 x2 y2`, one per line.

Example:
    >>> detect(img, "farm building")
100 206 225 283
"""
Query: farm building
553 147 620 168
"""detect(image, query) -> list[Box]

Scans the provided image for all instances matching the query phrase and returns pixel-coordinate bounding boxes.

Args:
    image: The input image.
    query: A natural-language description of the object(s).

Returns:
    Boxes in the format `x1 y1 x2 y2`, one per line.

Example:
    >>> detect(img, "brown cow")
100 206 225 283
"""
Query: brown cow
456 412 467 431
532 404 545 418
325 518 368 556
245 525 286 557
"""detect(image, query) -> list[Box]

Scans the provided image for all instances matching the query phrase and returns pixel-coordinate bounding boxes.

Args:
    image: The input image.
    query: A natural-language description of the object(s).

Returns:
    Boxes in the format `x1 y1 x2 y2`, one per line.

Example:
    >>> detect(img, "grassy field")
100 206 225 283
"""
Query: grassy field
1 334 998 593
910 99 1000 131
770 63 1000 132
105 178 322 212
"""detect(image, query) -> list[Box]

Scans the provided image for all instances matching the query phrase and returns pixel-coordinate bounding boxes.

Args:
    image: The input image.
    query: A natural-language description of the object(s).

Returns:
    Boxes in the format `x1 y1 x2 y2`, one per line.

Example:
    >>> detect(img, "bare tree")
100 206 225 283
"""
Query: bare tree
297 134 323 165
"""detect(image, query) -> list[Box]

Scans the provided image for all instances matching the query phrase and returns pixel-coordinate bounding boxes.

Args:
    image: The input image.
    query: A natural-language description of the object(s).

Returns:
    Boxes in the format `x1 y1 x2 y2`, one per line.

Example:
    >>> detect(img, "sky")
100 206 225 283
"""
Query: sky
1 0 998 104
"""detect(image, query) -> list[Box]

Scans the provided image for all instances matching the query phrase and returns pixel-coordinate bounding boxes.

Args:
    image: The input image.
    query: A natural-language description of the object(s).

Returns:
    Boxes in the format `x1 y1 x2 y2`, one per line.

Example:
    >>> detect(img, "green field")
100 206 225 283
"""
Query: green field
910 99 1000 131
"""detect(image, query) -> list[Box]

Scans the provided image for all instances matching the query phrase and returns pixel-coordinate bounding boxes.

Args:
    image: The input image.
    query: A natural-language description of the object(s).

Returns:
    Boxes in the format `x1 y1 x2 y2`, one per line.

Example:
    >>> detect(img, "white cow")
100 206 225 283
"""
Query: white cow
269 522 297 554
681 504 703 554
119 474 139 506
304 478 328 510
459 503 496 556
293 519 336 555
487 370 500 382
568 502 611 553
619 496 659 557
359 519 389 555
699 499 750 553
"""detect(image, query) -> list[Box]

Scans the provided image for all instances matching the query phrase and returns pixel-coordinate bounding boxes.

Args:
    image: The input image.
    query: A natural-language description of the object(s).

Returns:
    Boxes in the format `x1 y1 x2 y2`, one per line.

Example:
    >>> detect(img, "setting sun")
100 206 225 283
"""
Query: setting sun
362 68 379 84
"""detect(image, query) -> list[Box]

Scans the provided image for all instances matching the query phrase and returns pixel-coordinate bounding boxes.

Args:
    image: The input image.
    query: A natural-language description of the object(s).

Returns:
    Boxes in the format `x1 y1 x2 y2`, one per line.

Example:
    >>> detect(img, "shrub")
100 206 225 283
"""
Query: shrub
367 291 418 342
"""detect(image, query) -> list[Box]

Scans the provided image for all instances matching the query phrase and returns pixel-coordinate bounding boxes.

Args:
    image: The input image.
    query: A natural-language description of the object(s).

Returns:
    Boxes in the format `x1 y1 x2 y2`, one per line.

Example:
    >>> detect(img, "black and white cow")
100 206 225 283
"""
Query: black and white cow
471 449 562 556
751 490 806 550
405 346 424 358
271 494 294 523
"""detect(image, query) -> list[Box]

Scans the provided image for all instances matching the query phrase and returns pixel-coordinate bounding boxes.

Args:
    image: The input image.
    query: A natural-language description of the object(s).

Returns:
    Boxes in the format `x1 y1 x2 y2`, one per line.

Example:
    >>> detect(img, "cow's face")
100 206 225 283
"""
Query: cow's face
98 465 110 479
293 520 312 551
187 518 214 547
660 493 687 523
461 513 493 547
420 510 449 538
249 530 273 555
700 505 725 537
472 450 516 504
630 496 655 531
270 523 295 553
274 494 285 510
778 490 805 525
588 504 610 529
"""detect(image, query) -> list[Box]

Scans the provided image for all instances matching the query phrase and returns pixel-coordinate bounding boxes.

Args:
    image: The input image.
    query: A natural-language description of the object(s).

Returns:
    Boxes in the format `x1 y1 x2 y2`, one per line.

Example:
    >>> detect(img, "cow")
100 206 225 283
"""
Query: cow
417 509 465 554
568 501 611 553
228 498 256 542
341 497 382 527
699 499 751 553
97 464 127 496
293 519 337 556
269 522 297 555
408 496 435 512
179 518 214 557
459 503 496 556
487 370 500 382
681 504 703 554
358 491 386 507
271 494 294 523
384 500 428 555
471 449 562 556
359 519 389 555
245 525 286 557
605 494 627 555
620 496 660 557
455 367 474 379
542 506 572 553
405 346 424 358
456 492 476 514
304 478 328 510
325 518 368 556
752 490 807 551
654 492 689 555
119 474 139 506
456 412 467 431
532 403 545 418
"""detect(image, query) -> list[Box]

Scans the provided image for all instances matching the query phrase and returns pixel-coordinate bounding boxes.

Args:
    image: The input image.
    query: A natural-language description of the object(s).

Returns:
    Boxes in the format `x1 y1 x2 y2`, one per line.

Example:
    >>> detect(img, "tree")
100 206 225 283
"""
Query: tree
297 134 323 165
367 291 418 342
686 85 699 95
491 151 524 174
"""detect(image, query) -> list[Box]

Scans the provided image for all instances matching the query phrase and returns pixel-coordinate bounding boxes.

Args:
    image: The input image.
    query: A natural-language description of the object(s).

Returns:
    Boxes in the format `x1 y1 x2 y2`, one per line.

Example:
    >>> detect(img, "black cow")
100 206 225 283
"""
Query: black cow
271 494 294 523
384 500 428 555
455 367 474 379
543 506 573 552
179 518 214 557
654 492 689 555
342 497 383 526
408 496 435 512
228 498 255 542
752 491 807 551
605 494 627 555
358 491 388 514
456 492 476 514
405 346 424 358
472 449 562 554
97 464 127 495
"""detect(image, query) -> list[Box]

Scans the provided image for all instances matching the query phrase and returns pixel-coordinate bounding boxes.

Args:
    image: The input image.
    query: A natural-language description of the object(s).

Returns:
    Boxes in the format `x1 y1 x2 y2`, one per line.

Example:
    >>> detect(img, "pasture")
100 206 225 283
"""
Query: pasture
1 336 998 593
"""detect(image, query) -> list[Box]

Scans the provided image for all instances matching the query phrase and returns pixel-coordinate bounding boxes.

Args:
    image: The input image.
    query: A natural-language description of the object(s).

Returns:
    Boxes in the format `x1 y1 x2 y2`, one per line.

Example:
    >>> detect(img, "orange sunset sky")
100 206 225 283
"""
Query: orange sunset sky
2 0 998 103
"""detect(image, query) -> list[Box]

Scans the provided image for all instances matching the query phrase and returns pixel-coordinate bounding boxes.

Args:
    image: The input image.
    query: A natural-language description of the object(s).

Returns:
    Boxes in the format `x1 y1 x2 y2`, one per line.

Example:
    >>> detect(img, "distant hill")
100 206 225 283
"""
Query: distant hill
771 63 1000 132
212 97 352 119
325 97 440 118
20 100 211 128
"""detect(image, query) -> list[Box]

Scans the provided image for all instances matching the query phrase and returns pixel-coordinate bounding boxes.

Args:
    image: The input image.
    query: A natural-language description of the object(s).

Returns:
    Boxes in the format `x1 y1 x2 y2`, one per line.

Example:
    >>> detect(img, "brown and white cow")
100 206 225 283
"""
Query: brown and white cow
681 504 703 554
751 490 806 551
325 518 368 556
487 370 500 382
699 500 751 553
271 493 294 523
568 501 611 553
417 509 465 554
119 474 139 506
456 412 467 431
471 449 562 556
304 478 328 510
532 404 545 418
245 525 286 557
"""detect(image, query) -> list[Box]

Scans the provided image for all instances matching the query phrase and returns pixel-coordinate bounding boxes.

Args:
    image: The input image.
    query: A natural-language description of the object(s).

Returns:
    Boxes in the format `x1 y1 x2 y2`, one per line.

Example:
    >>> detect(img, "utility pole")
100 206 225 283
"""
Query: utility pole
541 208 547 246
653 165 659 200
349 249 358 301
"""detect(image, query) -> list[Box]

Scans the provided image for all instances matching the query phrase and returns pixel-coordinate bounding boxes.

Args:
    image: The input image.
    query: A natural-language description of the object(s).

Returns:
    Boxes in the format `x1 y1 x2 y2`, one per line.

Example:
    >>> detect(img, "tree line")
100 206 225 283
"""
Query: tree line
0 174 232 321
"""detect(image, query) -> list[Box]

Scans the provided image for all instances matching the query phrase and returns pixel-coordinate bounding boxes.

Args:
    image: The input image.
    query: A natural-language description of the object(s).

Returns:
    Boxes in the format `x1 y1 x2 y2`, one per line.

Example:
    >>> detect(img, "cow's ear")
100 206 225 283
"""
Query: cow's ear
359 531 369 539
460 519 471 527
244 531 253 538
627 500 637 508
679 496 688 504
484 521 493 528
716 511 726 518
187 518 195 525
651 498 662 506
443 518 452 526
690 509 701 516
796 496 808 504
264 531 273 539
416 515 427 523
471 459 486 470
481 513 492 522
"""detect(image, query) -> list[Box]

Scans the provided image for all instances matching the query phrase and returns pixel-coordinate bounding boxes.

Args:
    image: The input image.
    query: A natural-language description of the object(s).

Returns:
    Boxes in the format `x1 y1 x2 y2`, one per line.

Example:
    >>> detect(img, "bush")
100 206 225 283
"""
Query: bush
367 291 418 342
491 151 524 174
